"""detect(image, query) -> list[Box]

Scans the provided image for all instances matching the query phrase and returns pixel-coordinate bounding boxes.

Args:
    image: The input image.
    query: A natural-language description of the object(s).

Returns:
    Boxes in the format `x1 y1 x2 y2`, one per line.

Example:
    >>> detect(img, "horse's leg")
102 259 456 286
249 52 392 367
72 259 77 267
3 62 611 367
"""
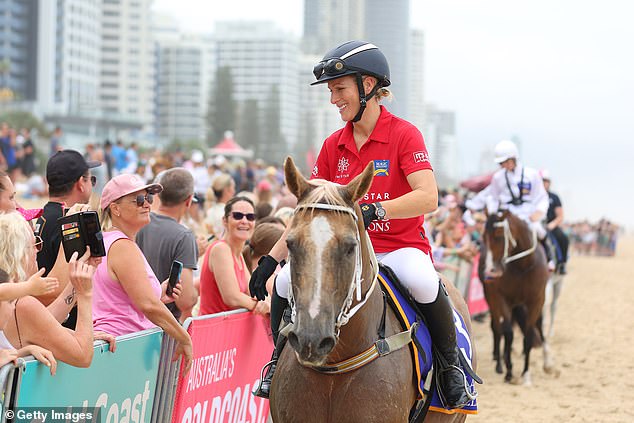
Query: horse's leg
520 322 534 386
543 276 553 337
483 282 503 373
549 274 564 339
500 303 514 382
490 315 503 374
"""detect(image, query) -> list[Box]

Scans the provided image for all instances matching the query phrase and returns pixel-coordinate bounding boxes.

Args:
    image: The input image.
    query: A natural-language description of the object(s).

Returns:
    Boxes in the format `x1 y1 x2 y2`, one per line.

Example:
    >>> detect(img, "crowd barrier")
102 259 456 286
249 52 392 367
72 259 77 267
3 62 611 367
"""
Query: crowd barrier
0 291 484 422
466 253 488 316
0 309 273 423
441 253 488 317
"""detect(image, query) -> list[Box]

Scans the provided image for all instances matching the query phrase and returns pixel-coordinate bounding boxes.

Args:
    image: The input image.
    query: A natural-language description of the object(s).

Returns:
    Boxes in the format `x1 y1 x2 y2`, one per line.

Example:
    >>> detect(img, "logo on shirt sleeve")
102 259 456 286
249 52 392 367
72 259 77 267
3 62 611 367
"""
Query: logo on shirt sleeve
312 165 318 177
413 151 430 163
373 160 390 176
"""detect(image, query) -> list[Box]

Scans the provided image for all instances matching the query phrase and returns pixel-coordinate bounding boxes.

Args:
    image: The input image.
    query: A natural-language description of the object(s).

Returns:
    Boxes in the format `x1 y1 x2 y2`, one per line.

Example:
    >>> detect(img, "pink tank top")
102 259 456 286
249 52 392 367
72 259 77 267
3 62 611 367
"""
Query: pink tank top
92 230 161 336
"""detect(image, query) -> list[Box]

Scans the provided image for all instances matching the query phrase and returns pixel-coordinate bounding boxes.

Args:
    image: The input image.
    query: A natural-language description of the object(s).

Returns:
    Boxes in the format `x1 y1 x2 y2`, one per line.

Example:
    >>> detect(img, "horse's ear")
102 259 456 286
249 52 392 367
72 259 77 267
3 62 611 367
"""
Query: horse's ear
284 156 311 199
343 161 374 204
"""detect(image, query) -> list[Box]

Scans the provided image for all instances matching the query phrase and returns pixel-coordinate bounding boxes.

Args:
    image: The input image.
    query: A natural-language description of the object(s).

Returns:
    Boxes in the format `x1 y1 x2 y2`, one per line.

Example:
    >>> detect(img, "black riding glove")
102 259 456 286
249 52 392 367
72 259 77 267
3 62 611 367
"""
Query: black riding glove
249 255 278 301
359 203 378 229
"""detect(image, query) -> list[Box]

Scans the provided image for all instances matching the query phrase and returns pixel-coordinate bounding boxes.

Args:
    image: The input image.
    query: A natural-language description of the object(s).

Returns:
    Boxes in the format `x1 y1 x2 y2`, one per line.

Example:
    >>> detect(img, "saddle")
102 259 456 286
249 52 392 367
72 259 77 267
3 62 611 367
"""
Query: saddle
378 264 479 420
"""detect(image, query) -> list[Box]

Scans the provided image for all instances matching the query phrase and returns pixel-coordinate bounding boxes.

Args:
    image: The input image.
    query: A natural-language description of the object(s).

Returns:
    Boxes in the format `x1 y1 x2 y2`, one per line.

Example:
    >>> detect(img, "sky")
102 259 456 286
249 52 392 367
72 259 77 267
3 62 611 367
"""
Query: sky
152 0 634 229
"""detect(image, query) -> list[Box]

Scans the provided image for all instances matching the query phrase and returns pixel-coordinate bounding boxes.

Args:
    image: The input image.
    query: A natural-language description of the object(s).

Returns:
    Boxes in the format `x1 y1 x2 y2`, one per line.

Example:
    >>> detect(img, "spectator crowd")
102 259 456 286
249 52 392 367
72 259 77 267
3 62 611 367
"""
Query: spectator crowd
0 120 623 374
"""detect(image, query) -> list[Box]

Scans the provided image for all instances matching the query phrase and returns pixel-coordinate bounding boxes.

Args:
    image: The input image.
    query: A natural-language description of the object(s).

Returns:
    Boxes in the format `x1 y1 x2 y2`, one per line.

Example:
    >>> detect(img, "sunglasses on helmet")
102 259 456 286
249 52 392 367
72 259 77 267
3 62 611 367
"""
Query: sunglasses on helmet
313 58 365 80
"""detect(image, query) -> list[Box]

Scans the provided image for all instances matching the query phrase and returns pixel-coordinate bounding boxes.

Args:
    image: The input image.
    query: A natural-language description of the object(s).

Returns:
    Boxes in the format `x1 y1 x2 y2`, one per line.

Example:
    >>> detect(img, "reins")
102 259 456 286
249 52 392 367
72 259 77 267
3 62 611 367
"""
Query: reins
493 217 537 264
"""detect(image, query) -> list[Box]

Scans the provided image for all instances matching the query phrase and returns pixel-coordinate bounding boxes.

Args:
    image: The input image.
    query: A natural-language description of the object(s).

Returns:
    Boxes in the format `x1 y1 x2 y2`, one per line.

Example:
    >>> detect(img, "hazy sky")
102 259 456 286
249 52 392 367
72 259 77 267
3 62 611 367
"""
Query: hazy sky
153 0 634 229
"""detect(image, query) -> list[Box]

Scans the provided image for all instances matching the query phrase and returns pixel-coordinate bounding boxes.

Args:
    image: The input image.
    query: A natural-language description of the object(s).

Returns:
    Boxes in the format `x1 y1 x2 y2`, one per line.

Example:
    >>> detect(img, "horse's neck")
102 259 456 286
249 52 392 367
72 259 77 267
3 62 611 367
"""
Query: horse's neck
508 217 539 267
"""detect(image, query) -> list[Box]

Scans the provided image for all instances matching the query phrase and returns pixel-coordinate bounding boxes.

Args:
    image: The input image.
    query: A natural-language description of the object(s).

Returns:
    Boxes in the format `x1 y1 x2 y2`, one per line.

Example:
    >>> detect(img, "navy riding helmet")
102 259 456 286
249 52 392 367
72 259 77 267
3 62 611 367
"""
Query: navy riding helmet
312 41 391 122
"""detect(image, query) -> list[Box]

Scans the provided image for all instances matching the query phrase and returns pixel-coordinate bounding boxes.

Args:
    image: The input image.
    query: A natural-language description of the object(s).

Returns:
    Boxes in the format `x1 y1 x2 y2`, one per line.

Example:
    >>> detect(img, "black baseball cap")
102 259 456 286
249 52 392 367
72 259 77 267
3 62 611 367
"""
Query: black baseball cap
46 150 101 188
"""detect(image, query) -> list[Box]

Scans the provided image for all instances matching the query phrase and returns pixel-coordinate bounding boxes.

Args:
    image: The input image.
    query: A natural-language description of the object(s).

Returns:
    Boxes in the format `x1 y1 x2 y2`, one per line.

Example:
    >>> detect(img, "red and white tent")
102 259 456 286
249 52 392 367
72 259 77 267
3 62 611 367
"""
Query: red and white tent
208 131 253 158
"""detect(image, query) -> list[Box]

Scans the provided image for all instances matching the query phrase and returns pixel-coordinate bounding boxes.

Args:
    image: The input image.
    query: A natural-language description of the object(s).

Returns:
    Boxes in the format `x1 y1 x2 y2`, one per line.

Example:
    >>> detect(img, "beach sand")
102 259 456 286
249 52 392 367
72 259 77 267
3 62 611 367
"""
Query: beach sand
470 236 633 422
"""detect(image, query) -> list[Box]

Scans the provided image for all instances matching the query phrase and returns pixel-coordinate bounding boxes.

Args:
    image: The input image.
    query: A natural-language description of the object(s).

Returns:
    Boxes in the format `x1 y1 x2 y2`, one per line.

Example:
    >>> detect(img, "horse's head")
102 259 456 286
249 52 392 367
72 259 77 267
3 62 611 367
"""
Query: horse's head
284 156 374 365
484 210 509 276
484 209 534 277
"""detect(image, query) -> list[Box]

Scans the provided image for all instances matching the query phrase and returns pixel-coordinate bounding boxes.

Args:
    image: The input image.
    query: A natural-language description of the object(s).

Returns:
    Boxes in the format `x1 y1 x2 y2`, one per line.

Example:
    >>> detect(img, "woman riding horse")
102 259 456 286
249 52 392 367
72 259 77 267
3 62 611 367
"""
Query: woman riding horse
249 40 472 408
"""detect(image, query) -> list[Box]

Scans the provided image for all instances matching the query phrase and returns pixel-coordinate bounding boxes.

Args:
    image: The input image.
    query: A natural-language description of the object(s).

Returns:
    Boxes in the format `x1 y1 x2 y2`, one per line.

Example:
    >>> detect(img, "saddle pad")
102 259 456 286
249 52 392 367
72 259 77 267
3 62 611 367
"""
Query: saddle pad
377 269 478 415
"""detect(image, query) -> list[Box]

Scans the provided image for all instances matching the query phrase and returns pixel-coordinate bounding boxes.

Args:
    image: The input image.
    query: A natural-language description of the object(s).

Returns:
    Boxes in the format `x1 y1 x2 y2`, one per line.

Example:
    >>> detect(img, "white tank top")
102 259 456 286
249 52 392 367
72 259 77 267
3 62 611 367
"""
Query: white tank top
0 330 15 349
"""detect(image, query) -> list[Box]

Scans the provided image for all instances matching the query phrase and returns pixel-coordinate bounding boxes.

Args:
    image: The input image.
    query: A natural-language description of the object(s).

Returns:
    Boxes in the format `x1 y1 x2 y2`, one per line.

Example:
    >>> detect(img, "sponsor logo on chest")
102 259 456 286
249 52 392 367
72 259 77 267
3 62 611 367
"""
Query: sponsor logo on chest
373 160 390 177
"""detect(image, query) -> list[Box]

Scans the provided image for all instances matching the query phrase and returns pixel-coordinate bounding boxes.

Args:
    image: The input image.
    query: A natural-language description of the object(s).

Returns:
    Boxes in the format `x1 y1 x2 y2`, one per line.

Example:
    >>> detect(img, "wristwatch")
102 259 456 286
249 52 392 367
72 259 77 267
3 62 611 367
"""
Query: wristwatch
375 202 387 220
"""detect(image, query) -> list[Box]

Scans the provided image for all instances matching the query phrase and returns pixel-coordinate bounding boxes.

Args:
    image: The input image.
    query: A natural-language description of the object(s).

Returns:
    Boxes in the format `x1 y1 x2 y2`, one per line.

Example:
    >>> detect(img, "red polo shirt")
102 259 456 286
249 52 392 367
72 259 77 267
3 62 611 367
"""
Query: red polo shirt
312 106 433 254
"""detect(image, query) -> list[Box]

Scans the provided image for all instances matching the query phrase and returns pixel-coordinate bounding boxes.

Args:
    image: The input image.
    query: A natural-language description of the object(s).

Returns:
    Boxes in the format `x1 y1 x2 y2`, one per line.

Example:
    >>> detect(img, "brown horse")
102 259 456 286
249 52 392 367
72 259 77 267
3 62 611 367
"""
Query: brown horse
270 157 475 423
482 210 554 385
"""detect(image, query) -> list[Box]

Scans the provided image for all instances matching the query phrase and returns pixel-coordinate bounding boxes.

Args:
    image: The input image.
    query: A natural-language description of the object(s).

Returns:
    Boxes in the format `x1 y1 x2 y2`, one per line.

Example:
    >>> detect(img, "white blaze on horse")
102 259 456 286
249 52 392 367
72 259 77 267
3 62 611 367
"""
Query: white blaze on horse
269 157 476 423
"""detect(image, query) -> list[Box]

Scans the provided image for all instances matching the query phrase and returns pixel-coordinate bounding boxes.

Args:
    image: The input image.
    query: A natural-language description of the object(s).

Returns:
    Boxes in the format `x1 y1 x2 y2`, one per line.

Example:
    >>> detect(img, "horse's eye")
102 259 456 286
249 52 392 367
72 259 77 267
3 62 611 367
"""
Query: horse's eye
341 242 356 256
286 238 297 252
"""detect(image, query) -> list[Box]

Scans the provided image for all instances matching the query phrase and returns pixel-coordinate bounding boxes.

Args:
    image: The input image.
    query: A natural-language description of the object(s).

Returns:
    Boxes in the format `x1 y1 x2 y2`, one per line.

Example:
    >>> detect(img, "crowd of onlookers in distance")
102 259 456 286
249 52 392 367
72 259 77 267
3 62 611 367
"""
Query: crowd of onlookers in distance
566 219 620 257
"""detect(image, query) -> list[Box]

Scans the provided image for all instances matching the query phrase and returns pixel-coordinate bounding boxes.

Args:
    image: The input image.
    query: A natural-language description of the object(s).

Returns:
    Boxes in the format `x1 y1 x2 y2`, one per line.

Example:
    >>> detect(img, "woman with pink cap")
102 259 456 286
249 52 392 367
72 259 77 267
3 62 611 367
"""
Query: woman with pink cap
96 174 193 371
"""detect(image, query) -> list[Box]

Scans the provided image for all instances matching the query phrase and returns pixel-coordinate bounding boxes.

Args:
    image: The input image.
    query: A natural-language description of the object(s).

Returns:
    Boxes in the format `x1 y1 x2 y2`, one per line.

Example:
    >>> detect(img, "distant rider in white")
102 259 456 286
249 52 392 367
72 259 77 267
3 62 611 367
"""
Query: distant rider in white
465 140 553 269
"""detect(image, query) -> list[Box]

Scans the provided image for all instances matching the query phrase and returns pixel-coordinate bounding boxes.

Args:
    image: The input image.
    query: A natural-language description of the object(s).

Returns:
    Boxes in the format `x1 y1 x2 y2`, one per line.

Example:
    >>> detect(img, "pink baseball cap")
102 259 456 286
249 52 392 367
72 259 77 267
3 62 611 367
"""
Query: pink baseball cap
257 179 272 192
100 174 163 210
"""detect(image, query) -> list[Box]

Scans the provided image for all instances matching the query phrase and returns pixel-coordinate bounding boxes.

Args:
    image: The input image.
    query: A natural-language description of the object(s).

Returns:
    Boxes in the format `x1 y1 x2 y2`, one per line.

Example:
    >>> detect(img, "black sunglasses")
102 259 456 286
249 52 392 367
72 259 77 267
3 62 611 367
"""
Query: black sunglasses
231 211 256 222
129 193 154 207
313 58 366 80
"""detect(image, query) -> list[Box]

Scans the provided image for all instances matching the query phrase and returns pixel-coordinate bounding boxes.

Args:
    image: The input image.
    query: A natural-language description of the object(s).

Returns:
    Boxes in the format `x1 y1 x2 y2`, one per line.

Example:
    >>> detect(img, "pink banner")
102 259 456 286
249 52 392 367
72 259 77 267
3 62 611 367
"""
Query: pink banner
467 253 489 316
173 312 274 423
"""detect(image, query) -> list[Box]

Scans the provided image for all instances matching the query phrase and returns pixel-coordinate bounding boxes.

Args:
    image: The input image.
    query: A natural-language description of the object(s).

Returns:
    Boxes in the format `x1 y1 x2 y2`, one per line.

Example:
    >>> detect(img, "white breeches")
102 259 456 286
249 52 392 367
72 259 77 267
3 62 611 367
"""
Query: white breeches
275 247 440 305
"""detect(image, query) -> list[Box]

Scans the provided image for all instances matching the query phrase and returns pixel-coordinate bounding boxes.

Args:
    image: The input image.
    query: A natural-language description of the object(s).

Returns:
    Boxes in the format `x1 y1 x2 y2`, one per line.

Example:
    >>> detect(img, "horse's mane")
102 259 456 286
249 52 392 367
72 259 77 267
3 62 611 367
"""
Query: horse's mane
303 179 347 205
296 179 352 219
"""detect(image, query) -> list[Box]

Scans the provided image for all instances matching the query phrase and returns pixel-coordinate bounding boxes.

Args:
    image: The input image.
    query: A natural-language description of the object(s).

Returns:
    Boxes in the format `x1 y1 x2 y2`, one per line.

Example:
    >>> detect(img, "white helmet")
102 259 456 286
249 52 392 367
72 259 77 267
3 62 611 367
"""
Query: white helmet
493 140 519 164
540 169 551 180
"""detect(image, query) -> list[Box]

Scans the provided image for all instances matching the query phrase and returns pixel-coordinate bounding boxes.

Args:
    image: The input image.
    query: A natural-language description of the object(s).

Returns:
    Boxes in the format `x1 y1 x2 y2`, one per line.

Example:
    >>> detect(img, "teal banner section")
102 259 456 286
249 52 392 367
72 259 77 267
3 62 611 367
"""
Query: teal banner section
15 328 163 423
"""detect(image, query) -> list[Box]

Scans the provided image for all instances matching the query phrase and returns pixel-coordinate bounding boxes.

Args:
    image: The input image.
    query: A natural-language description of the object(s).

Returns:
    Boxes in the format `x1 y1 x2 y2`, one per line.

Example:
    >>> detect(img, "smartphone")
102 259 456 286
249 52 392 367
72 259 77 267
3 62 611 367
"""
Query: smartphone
58 211 106 262
166 260 183 297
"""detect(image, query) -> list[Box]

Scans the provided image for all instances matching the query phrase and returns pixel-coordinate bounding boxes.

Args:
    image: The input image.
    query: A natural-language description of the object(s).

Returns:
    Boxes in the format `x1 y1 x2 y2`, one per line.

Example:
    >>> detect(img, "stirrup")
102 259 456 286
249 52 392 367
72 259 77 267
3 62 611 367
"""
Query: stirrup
252 359 276 398
435 364 478 409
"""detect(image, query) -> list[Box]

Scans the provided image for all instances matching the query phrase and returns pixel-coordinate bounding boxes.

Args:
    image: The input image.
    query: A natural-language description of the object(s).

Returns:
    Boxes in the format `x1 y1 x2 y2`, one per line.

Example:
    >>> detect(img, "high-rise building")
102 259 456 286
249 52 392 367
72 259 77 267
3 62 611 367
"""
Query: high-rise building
10 0 102 116
155 33 215 144
408 29 425 133
213 21 299 163
426 104 458 187
302 0 365 55
364 0 410 118
56 0 102 115
100 0 155 132
0 0 38 102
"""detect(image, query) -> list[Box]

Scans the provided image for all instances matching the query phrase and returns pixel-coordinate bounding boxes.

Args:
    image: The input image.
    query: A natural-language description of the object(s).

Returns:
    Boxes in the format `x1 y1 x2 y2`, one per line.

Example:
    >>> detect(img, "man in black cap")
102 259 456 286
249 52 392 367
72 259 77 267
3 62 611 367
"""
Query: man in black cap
33 150 100 326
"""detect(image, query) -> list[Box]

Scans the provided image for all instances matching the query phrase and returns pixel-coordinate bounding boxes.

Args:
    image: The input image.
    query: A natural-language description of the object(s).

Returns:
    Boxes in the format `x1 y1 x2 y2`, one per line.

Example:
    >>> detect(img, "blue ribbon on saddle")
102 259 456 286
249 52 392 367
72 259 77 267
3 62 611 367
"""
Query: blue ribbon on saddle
377 269 478 415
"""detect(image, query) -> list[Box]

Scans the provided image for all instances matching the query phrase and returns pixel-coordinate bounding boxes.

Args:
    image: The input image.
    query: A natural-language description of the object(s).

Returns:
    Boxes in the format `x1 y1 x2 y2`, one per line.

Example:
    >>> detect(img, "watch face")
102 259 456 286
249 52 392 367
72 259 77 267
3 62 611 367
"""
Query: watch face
376 206 386 219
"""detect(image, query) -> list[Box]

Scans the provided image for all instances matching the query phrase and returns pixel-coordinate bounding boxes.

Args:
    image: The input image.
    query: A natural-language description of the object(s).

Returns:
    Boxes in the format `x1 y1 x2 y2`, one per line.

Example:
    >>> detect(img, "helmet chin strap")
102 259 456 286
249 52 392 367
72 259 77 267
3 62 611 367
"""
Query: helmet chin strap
352 74 381 123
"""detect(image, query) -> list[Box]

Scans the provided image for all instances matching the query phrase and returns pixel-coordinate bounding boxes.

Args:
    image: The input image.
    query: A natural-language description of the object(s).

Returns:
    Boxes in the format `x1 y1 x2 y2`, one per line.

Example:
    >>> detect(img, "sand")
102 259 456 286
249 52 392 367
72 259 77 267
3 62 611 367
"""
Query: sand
470 236 633 422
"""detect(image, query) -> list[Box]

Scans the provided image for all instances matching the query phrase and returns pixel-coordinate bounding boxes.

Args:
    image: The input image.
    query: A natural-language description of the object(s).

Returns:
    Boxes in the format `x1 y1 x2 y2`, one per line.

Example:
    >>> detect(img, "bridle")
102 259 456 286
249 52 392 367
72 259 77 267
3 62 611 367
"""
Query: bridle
292 202 378 337
492 216 537 265
289 201 415 375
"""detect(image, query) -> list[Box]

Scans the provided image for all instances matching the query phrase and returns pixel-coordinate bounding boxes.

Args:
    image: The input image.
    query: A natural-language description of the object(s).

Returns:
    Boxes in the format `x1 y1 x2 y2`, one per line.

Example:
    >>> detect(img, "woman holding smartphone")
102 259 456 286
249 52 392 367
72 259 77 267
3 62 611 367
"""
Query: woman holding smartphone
96 174 193 371
199 196 269 316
